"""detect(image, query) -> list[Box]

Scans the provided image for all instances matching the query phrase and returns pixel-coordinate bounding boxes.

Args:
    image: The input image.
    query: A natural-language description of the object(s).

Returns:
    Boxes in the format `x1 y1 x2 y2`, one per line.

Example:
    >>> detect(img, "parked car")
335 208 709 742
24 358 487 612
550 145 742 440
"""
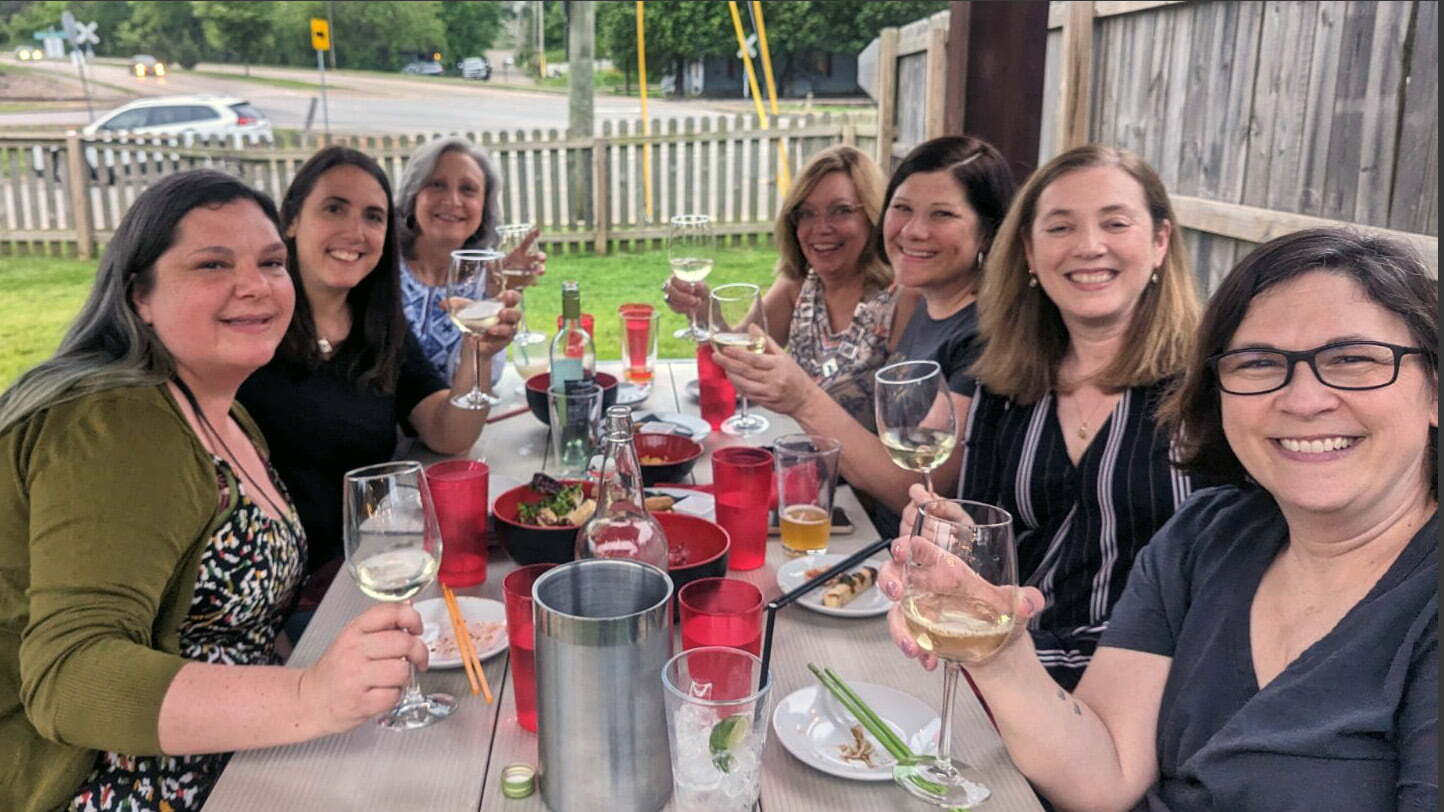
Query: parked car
130 54 166 77
30 95 274 184
457 56 491 80
401 60 444 76
15 46 43 61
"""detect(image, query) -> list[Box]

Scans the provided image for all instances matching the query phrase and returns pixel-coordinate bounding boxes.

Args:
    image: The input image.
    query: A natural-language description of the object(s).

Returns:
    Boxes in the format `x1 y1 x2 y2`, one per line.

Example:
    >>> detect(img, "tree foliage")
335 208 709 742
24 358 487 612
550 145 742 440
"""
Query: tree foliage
193 1 275 73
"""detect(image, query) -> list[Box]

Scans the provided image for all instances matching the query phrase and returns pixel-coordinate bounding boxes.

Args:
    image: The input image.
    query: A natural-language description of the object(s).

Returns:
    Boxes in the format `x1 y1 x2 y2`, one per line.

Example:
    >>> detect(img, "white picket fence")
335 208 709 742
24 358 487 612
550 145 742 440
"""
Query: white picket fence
0 112 877 257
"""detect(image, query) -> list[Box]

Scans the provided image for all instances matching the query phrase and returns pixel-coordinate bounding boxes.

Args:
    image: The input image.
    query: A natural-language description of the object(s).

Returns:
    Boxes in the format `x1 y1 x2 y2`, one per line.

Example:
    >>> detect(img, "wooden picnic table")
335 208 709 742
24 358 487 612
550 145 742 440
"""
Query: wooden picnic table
205 360 1043 812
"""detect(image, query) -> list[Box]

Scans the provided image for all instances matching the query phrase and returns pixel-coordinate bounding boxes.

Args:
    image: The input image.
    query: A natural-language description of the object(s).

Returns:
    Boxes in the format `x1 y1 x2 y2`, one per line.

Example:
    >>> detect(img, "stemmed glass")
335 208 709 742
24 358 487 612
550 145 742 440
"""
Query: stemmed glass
498 222 545 346
894 499 1018 807
446 249 505 409
874 360 958 495
343 461 455 730
668 213 716 341
708 282 769 437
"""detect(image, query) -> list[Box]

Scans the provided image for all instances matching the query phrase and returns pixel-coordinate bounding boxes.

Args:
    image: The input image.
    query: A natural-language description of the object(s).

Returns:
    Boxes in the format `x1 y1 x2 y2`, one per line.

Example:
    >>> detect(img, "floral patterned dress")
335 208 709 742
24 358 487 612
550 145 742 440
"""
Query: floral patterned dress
786 271 898 430
68 457 305 812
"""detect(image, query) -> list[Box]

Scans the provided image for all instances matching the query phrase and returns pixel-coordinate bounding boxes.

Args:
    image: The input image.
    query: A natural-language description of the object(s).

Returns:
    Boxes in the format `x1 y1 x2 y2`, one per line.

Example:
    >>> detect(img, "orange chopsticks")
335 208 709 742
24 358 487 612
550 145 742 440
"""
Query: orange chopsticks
441 584 493 703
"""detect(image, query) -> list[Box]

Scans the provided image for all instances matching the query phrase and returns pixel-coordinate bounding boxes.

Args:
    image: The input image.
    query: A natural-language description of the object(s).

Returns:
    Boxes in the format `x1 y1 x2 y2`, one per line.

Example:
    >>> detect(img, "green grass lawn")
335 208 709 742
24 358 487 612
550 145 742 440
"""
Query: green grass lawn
0 245 779 388
186 69 350 93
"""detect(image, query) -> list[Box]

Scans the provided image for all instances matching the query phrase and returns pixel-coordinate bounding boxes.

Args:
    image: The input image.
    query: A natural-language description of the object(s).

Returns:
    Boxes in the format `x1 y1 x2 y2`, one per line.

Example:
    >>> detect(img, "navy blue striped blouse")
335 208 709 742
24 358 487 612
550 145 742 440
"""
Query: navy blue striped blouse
957 380 1197 690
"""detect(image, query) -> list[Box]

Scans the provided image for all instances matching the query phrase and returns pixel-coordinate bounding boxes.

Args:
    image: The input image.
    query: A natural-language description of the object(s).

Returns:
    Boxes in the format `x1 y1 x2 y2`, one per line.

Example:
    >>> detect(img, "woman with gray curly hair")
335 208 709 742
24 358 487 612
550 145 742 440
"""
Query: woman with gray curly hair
395 136 545 381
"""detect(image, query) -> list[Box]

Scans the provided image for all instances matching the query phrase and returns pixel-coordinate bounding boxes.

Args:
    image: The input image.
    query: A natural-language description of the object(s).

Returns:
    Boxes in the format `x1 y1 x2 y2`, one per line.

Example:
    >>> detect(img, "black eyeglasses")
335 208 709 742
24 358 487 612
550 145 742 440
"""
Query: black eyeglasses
1208 341 1424 395
787 203 862 227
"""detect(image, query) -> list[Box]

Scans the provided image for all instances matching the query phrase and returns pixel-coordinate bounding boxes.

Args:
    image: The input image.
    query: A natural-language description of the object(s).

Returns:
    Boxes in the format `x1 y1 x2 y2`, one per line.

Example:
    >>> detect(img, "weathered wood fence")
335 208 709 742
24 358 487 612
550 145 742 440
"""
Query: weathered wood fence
0 112 877 258
861 1 1438 282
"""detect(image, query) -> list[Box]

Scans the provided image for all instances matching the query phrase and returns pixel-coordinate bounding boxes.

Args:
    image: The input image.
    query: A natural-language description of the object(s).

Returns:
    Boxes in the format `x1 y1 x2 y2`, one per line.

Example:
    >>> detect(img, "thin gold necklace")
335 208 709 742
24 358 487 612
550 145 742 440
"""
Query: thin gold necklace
1067 390 1115 440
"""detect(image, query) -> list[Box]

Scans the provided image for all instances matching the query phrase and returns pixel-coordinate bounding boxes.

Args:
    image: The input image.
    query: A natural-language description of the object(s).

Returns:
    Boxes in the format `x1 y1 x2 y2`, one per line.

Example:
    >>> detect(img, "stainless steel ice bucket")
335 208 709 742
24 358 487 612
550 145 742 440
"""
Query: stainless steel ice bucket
533 558 674 811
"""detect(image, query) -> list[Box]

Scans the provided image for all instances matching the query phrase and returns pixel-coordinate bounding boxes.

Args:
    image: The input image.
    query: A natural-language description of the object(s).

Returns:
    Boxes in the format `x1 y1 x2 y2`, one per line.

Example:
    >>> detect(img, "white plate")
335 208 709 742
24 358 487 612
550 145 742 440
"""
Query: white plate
616 381 650 405
634 411 711 440
776 554 891 618
646 486 716 520
772 681 939 781
414 596 508 669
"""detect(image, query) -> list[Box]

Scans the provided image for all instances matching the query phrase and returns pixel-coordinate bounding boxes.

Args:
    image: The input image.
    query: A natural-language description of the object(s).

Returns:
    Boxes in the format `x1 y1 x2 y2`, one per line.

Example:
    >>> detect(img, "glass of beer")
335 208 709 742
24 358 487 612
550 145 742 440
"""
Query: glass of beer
773 433 842 557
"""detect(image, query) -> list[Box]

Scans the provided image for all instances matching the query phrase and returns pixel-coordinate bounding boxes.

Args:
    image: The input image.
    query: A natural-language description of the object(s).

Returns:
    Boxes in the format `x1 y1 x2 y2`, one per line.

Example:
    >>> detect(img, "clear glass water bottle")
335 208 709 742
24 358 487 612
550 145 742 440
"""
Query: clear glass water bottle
575 406 670 569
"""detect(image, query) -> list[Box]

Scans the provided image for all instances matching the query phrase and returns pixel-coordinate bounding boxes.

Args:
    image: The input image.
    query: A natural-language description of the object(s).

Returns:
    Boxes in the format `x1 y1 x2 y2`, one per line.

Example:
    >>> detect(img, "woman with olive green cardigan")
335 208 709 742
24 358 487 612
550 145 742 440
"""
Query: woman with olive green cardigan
0 385 298 811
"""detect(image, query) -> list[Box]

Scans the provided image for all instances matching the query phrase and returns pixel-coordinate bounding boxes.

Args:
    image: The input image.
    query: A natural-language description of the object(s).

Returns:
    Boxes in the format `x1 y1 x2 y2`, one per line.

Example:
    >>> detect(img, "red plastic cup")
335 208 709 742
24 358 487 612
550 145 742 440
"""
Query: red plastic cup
619 303 658 385
696 344 736 431
503 563 556 733
678 578 763 654
711 446 774 571
555 312 595 340
426 460 489 588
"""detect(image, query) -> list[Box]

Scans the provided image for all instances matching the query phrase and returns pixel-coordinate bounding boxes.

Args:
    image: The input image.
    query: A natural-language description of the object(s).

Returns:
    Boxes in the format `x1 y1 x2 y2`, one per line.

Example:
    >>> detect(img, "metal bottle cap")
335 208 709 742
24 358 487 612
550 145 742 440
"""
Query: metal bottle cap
501 763 535 799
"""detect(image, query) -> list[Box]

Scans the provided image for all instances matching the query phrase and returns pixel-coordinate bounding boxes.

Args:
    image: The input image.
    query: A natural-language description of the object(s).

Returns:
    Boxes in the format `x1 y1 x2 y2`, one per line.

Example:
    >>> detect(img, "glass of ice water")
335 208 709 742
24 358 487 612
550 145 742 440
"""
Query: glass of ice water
661 646 771 811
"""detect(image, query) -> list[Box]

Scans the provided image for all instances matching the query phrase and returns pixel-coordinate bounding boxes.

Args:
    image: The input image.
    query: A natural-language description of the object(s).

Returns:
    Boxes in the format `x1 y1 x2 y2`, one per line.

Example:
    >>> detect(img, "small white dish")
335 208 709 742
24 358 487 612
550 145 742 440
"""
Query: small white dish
616 381 650 405
775 554 891 618
772 681 939 781
646 486 716 521
414 596 508 669
634 410 710 440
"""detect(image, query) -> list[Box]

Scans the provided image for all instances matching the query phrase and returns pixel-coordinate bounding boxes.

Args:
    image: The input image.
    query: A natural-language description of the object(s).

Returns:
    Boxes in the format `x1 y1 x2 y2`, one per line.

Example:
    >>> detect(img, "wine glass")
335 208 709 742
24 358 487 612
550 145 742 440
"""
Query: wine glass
342 461 455 730
894 499 1018 807
874 360 958 495
708 282 769 437
668 213 716 341
446 249 505 409
498 222 546 346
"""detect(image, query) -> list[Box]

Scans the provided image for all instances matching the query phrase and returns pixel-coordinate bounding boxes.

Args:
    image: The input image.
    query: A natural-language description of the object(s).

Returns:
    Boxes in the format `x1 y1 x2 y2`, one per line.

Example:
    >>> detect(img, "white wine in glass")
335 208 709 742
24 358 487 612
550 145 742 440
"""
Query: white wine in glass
498 222 545 345
708 282 769 437
894 499 1019 807
874 360 958 494
343 461 455 731
668 214 716 341
447 249 505 410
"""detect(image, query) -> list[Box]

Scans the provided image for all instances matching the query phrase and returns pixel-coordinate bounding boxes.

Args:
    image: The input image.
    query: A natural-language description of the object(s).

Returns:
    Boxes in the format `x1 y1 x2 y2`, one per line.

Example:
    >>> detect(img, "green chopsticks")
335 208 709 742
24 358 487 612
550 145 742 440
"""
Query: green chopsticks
806 663 964 808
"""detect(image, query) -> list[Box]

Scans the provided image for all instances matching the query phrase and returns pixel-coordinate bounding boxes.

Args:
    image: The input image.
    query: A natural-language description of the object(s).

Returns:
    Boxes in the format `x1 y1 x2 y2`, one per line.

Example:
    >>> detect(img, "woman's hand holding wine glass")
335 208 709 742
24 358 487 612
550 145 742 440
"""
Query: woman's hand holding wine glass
874 361 959 495
298 601 431 735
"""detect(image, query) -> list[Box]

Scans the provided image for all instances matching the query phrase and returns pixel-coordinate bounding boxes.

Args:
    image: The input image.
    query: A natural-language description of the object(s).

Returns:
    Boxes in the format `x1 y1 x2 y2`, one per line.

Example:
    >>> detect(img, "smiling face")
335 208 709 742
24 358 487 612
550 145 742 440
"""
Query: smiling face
133 199 293 385
882 169 982 293
1024 166 1170 331
1220 271 1437 518
413 148 486 247
793 170 870 281
287 163 389 298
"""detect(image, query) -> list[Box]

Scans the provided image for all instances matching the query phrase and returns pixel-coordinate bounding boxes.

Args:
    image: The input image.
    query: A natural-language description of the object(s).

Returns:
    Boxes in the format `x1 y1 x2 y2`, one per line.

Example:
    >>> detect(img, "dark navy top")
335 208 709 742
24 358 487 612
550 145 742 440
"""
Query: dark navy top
1101 485 1438 811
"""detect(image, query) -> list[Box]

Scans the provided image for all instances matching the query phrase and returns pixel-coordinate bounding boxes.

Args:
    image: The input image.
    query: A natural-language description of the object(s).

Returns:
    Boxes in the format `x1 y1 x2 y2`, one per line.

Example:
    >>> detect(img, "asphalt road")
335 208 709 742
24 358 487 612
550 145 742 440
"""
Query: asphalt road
2 57 731 134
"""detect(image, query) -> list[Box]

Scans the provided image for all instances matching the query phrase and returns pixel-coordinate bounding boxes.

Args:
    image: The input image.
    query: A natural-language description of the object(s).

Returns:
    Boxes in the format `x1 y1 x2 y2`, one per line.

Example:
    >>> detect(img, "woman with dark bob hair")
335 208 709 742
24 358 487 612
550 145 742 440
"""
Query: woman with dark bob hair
1 171 429 811
239 146 519 596
881 228 1437 810
718 136 1015 534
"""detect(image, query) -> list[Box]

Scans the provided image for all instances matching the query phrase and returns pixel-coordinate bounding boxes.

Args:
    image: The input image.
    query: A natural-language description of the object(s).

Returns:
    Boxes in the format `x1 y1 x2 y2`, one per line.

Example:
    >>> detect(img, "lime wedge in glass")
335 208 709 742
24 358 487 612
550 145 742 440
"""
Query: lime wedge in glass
709 714 750 773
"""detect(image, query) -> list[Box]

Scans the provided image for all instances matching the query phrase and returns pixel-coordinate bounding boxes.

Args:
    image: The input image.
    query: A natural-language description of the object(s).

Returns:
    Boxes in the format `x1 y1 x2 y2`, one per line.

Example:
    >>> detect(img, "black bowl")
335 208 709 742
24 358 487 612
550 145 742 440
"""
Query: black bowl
524 372 620 425
492 479 593 565
635 433 704 487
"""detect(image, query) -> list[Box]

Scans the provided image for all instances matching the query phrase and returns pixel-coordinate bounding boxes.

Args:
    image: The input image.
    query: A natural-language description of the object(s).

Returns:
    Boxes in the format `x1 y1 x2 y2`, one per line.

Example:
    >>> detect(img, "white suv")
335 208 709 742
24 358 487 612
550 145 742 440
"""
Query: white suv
82 95 273 141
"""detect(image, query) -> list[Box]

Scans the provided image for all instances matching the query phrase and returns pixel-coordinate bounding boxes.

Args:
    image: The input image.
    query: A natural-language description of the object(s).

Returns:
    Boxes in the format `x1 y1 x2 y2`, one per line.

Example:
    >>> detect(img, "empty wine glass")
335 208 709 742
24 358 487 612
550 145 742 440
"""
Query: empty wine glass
708 283 769 437
446 249 505 409
668 214 716 341
343 461 455 730
894 499 1018 807
874 360 958 495
498 222 545 346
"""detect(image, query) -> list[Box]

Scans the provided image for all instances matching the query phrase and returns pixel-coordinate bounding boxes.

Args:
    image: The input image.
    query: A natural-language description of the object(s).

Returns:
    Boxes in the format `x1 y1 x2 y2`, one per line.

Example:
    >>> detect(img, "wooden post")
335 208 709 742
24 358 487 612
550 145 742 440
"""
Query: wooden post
944 1 1049 178
1056 1 1094 152
924 26 948 140
64 130 93 259
875 27 899 171
591 138 609 254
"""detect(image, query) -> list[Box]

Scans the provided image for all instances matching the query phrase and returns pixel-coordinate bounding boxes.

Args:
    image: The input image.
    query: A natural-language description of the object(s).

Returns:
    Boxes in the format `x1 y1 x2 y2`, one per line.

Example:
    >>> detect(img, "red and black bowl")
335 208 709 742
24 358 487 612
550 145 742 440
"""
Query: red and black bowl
658 511 730 607
635 433 704 486
524 372 620 425
492 479 594 565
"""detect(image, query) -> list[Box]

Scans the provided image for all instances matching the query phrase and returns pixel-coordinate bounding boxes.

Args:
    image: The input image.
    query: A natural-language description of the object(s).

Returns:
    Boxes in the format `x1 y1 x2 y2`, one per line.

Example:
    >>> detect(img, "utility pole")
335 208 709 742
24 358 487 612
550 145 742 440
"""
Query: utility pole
567 0 595 221
326 0 337 69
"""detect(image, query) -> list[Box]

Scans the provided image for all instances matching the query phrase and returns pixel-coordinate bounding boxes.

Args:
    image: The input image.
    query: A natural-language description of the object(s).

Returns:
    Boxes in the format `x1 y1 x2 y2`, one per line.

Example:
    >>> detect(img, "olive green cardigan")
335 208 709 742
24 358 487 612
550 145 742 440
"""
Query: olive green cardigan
0 384 261 812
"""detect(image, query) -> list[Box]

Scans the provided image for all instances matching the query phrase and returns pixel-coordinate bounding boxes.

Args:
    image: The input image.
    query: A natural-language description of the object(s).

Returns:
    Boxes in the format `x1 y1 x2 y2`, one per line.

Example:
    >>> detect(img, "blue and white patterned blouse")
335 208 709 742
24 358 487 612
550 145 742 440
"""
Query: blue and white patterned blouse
399 259 507 384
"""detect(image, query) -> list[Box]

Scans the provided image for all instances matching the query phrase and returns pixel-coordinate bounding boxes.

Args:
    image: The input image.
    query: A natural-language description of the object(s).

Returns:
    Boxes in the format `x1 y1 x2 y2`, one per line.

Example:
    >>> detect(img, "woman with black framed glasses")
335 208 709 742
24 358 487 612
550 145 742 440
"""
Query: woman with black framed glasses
879 227 1437 810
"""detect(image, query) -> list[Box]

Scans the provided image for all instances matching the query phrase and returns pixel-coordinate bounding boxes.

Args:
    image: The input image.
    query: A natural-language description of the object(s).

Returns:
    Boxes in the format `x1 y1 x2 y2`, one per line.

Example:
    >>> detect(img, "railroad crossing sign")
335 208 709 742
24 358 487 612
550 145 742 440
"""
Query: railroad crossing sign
74 21 99 47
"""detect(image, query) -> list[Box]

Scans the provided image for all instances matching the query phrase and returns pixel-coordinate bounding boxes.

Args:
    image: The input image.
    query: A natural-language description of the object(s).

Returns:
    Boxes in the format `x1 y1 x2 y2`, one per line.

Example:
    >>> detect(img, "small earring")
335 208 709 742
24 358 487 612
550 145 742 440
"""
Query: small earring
1150 272 1160 285
976 251 986 271
1027 274 1038 288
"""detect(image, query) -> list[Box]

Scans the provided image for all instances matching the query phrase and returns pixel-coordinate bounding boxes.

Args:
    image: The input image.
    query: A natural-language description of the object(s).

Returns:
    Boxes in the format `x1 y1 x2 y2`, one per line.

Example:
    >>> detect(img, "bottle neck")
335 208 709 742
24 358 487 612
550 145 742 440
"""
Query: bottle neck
594 429 647 515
